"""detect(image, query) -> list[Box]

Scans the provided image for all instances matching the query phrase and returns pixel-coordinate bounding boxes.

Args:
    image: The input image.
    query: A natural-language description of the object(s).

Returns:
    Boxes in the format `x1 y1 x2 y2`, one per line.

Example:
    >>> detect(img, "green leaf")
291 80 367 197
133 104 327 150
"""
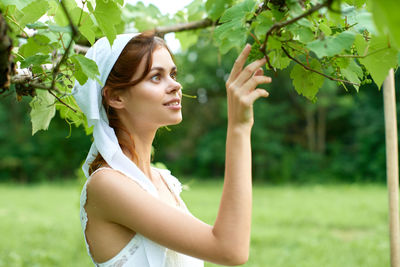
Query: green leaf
71 54 100 85
19 34 52 58
353 33 368 56
398 52 400 65
307 31 355 58
214 20 247 54
319 22 332 36
248 42 264 62
358 35 398 88
340 59 363 91
20 54 50 69
268 50 291 70
291 26 314 43
290 59 325 101
94 0 123 45
205 0 233 21
345 0 367 8
53 0 78 26
370 0 400 48
253 11 274 40
48 25 72 33
219 0 256 24
26 21 48 30
0 0 29 10
186 0 205 21
18 0 49 28
76 8 96 45
175 31 198 51
30 90 56 135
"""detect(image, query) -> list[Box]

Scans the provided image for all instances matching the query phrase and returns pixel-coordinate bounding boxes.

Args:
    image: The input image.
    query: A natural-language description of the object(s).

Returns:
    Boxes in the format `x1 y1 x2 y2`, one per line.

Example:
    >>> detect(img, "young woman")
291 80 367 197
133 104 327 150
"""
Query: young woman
74 32 271 267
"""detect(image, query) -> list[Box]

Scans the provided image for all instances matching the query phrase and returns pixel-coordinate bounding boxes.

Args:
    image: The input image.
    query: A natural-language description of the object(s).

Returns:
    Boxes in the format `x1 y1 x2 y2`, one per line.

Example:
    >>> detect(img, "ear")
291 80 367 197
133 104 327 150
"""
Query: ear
103 86 125 110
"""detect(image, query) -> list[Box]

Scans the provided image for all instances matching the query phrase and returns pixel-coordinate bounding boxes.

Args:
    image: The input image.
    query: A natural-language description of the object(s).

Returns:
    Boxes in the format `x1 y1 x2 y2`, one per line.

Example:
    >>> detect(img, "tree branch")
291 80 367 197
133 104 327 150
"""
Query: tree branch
155 18 213 37
260 0 332 69
281 46 360 86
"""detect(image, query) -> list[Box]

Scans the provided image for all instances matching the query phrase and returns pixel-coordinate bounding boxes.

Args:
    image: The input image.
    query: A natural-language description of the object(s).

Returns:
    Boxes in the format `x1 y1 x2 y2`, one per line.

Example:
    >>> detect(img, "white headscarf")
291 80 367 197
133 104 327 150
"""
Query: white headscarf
72 33 158 197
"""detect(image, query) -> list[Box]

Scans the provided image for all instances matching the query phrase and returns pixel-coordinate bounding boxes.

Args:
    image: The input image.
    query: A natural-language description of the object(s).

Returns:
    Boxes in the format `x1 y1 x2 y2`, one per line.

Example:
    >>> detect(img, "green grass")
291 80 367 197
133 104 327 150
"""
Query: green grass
0 180 390 266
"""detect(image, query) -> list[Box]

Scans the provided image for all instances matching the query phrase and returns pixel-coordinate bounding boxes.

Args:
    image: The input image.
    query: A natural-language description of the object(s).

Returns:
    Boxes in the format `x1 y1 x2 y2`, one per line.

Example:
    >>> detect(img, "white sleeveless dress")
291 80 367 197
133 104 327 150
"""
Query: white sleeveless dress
80 167 204 267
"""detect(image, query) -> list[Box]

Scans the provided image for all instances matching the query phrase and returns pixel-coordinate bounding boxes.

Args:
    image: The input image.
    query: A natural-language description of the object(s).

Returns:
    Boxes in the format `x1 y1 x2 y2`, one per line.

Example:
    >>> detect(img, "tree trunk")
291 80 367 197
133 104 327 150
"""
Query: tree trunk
383 68 400 267
306 106 316 152
0 10 13 91
317 104 326 154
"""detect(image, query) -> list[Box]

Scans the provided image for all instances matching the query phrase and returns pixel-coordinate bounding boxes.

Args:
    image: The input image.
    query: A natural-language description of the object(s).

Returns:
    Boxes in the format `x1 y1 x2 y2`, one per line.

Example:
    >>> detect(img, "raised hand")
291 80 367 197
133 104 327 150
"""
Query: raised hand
225 44 272 130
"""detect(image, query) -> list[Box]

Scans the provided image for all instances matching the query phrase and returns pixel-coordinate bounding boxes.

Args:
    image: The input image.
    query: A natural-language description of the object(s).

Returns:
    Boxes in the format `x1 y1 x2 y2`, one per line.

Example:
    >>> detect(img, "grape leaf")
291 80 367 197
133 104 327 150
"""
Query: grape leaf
340 59 363 91
269 50 291 70
307 31 355 58
30 90 56 135
20 55 50 69
370 0 400 48
290 25 314 43
357 35 398 88
319 22 332 36
398 52 400 65
219 0 256 23
253 11 274 40
70 54 100 85
19 34 51 58
175 31 198 51
75 8 96 45
214 20 247 54
0 0 28 10
94 0 123 46
205 0 233 21
214 0 256 53
186 0 205 21
290 59 325 101
18 0 48 28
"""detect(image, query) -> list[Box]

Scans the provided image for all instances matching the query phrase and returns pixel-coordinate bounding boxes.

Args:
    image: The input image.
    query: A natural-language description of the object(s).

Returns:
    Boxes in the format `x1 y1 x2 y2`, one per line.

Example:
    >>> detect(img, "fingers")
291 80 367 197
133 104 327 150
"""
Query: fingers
254 68 264 77
226 44 251 84
245 88 269 104
242 75 272 93
234 57 267 86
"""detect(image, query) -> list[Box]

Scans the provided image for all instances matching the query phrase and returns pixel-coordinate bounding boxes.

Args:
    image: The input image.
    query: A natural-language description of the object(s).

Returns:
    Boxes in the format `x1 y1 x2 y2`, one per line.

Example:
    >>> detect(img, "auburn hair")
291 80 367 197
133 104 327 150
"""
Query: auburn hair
88 31 172 175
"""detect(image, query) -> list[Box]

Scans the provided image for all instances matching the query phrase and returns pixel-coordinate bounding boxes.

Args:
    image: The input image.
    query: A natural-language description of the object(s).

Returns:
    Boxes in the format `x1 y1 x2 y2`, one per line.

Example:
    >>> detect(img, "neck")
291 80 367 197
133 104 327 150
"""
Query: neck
118 125 157 180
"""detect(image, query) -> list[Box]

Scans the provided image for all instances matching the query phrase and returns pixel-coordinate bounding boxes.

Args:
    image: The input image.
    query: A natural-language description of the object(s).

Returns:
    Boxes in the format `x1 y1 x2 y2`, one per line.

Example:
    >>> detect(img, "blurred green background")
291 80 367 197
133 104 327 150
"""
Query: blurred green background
1 35 398 184
0 35 398 266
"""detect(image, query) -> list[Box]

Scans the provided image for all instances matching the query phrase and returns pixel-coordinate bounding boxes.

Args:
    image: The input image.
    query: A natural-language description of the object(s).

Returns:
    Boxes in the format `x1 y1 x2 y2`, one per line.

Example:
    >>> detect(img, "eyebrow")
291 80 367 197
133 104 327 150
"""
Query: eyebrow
150 66 177 72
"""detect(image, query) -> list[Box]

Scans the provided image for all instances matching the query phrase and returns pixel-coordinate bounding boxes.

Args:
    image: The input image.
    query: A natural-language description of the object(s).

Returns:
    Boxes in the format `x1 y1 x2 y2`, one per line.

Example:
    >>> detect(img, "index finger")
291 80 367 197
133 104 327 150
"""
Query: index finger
227 44 251 83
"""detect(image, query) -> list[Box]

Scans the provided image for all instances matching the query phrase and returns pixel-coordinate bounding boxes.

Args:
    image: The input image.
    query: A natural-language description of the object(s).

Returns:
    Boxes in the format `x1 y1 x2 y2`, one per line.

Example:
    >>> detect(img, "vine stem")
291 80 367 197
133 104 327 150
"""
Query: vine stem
260 0 331 68
48 89 77 112
281 46 360 86
47 0 78 112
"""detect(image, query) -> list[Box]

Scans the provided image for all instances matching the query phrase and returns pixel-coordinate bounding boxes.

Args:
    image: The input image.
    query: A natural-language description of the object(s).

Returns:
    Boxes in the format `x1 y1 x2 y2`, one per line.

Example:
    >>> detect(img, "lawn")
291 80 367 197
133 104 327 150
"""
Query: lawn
0 180 390 266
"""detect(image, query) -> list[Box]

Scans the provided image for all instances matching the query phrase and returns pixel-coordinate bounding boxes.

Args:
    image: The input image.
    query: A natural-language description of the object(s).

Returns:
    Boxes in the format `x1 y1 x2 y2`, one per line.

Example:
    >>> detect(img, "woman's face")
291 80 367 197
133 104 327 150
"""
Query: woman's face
121 46 182 129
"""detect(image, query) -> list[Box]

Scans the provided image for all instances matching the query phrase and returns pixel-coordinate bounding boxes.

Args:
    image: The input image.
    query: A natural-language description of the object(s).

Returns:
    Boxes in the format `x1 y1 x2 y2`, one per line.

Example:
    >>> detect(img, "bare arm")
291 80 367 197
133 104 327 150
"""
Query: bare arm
86 44 271 265
213 44 270 262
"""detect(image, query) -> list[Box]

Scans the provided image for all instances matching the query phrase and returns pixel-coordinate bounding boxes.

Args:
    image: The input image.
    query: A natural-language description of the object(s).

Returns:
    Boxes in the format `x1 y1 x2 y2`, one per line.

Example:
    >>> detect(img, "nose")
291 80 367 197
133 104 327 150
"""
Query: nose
167 78 182 95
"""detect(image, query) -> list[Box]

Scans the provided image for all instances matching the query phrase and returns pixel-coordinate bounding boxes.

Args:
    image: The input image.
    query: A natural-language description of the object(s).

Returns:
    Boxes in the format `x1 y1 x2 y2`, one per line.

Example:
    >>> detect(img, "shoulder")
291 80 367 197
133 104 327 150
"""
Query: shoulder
86 168 148 218
87 168 131 193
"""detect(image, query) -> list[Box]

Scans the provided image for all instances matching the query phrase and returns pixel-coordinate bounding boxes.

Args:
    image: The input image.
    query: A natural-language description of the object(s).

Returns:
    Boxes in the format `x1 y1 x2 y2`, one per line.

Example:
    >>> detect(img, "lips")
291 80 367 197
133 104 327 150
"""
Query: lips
163 98 181 107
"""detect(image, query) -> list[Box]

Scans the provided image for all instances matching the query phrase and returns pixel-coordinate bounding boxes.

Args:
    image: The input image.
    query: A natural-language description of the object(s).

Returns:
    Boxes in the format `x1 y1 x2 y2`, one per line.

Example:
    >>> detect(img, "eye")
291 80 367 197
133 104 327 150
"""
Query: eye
150 73 161 82
170 71 177 81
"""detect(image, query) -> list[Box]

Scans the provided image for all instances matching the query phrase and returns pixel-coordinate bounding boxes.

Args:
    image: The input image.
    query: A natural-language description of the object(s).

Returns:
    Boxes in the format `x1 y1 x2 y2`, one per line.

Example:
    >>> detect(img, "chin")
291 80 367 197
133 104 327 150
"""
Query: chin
165 115 183 126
